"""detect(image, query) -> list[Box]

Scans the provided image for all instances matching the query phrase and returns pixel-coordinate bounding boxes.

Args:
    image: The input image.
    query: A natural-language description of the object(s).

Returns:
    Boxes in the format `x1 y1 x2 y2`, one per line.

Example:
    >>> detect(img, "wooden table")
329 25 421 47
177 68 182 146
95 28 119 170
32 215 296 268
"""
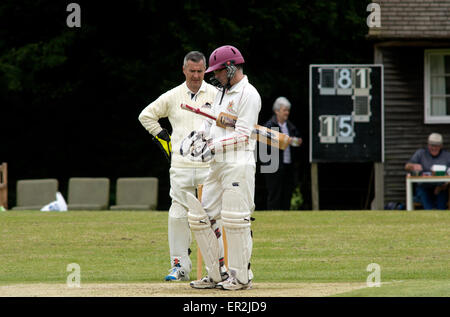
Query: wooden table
405 175 450 211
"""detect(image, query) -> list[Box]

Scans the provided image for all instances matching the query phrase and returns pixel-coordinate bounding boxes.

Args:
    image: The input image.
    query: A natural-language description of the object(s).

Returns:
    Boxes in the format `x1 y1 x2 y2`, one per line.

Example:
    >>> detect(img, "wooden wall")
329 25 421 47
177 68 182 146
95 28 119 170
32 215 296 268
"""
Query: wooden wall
377 45 450 204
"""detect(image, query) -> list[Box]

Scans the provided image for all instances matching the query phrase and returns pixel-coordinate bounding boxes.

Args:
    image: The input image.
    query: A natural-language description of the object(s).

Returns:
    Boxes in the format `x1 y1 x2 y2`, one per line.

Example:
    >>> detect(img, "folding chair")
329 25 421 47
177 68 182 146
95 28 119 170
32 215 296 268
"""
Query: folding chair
67 177 110 210
110 177 158 210
12 179 58 210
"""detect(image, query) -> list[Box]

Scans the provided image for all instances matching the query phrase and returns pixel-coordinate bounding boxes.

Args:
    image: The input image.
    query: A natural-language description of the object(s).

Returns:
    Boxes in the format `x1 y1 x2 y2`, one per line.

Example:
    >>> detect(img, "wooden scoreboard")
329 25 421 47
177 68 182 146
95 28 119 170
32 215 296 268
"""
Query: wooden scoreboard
309 64 384 210
309 64 384 163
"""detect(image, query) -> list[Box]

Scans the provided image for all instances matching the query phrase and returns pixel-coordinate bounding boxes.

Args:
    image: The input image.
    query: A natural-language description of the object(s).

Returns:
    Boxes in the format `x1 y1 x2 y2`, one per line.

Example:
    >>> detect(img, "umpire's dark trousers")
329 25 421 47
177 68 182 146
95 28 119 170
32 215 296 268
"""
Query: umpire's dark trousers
264 163 295 210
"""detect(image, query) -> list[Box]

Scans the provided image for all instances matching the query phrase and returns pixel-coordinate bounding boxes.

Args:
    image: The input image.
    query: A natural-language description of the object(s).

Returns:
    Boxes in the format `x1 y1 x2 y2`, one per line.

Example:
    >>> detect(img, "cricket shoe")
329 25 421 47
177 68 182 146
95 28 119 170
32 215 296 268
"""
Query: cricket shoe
217 274 252 291
190 271 229 289
164 263 189 281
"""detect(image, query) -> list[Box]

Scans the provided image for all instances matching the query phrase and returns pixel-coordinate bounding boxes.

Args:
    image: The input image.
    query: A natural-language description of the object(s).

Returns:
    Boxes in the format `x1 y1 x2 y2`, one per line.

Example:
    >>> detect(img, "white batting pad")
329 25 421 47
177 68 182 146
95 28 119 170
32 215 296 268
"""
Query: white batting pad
221 190 253 284
168 202 191 271
186 192 222 282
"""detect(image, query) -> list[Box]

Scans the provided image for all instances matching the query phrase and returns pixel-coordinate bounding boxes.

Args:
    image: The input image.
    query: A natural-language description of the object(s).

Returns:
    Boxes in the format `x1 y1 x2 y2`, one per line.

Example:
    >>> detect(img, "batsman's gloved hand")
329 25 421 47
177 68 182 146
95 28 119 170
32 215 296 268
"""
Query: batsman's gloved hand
180 130 204 157
190 138 214 162
153 128 172 163
180 130 213 162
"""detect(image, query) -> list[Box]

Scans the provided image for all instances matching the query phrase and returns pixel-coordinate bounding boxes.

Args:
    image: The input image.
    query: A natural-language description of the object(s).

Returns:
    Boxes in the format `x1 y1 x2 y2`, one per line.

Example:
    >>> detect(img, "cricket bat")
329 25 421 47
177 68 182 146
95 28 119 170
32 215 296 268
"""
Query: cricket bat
180 103 290 150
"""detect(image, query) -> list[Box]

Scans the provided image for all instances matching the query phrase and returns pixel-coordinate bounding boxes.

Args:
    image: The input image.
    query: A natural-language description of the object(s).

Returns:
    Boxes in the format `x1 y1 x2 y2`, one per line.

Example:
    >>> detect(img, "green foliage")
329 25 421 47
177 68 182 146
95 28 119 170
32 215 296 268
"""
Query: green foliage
0 61 21 91
0 32 75 98
290 185 304 210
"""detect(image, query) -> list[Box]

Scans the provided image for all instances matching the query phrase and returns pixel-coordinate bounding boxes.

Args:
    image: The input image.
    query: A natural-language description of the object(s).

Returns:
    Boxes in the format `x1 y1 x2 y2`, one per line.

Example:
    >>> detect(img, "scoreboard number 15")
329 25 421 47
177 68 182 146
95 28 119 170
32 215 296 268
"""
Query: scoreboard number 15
319 115 354 144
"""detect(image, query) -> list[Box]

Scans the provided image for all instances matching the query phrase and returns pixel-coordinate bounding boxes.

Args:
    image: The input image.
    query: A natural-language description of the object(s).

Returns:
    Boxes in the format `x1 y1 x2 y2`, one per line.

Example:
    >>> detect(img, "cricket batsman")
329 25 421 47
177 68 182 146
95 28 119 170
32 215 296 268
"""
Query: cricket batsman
180 45 261 290
138 51 224 281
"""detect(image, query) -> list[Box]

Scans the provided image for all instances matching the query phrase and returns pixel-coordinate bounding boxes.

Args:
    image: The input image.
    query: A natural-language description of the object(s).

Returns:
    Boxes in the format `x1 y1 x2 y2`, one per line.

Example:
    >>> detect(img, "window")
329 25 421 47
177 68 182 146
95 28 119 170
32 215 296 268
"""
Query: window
424 49 450 124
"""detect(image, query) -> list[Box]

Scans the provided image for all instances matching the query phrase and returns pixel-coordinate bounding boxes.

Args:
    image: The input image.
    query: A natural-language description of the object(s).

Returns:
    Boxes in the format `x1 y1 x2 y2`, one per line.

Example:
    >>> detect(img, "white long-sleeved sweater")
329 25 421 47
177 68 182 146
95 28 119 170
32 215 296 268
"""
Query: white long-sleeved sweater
139 81 218 168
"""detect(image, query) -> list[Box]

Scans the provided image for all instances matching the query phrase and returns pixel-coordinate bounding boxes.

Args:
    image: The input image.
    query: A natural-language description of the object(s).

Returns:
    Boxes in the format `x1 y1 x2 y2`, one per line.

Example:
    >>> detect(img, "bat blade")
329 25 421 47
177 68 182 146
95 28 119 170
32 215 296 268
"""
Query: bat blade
181 103 290 150
252 125 289 150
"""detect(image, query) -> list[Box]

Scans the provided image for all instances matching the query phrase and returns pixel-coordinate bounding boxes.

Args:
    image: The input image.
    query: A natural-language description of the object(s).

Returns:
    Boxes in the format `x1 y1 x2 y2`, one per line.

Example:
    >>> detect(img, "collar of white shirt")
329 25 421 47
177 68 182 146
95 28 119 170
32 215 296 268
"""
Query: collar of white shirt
184 80 207 96
227 75 248 94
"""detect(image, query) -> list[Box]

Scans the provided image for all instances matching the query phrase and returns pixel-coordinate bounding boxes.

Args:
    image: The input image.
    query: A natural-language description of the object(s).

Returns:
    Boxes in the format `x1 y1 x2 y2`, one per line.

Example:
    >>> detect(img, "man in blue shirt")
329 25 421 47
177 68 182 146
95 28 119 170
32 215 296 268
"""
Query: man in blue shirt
405 133 450 210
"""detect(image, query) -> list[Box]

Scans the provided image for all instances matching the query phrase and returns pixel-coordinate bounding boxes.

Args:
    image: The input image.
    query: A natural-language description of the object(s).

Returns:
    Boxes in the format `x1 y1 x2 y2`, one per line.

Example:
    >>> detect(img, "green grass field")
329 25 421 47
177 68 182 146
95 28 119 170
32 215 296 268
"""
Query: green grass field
0 210 449 296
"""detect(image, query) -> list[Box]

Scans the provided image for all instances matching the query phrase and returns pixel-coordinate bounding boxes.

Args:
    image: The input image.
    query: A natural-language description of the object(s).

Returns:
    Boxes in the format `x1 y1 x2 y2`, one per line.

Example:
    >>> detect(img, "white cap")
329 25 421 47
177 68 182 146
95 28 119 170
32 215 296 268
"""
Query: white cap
428 133 443 145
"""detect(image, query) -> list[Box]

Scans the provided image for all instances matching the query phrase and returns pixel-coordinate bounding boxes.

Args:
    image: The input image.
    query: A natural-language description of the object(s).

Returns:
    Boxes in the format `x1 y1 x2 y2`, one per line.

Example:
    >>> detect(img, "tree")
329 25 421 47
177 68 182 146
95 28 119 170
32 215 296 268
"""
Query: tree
0 0 372 209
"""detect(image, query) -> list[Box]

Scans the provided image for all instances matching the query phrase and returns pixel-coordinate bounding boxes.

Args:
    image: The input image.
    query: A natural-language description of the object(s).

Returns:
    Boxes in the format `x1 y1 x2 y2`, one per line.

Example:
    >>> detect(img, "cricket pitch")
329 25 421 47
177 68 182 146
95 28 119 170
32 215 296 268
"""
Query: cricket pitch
0 282 367 297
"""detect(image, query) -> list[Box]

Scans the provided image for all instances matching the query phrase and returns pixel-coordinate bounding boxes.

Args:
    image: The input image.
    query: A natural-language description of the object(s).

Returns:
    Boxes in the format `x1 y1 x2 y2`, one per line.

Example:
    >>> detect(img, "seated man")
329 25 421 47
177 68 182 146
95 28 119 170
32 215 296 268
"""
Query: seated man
405 133 450 210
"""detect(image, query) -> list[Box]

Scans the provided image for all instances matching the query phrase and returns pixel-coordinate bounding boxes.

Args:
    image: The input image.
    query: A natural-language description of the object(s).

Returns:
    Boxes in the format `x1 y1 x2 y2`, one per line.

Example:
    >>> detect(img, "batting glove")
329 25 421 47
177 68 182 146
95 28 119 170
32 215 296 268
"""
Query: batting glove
180 130 205 157
153 128 172 163
190 138 214 163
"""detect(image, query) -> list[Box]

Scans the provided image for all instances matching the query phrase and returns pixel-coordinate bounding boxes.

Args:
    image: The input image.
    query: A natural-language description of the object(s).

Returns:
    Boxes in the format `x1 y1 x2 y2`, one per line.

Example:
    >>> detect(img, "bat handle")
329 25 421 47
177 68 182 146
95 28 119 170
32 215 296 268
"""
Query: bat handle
181 103 203 114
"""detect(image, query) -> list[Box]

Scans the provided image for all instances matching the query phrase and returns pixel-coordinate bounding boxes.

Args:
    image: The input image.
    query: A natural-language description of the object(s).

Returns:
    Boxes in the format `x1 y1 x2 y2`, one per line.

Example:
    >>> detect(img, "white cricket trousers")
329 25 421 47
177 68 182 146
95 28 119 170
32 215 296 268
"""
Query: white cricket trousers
168 166 209 271
201 162 256 219
201 162 256 283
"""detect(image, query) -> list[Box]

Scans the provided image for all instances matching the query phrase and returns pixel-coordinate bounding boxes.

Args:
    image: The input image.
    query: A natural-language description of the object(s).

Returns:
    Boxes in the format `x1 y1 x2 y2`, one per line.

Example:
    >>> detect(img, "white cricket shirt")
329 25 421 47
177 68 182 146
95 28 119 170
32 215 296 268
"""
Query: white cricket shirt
139 81 218 168
203 76 261 165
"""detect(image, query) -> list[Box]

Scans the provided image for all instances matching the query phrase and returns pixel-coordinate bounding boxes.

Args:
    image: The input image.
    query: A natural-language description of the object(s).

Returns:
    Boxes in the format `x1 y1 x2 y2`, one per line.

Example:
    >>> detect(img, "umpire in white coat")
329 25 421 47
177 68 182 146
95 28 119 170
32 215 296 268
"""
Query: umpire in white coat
138 51 221 281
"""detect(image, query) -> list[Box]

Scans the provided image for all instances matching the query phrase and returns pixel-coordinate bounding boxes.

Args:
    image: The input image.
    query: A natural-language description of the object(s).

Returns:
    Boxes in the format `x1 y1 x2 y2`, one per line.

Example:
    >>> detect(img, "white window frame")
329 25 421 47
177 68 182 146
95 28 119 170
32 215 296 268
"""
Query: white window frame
424 49 450 124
